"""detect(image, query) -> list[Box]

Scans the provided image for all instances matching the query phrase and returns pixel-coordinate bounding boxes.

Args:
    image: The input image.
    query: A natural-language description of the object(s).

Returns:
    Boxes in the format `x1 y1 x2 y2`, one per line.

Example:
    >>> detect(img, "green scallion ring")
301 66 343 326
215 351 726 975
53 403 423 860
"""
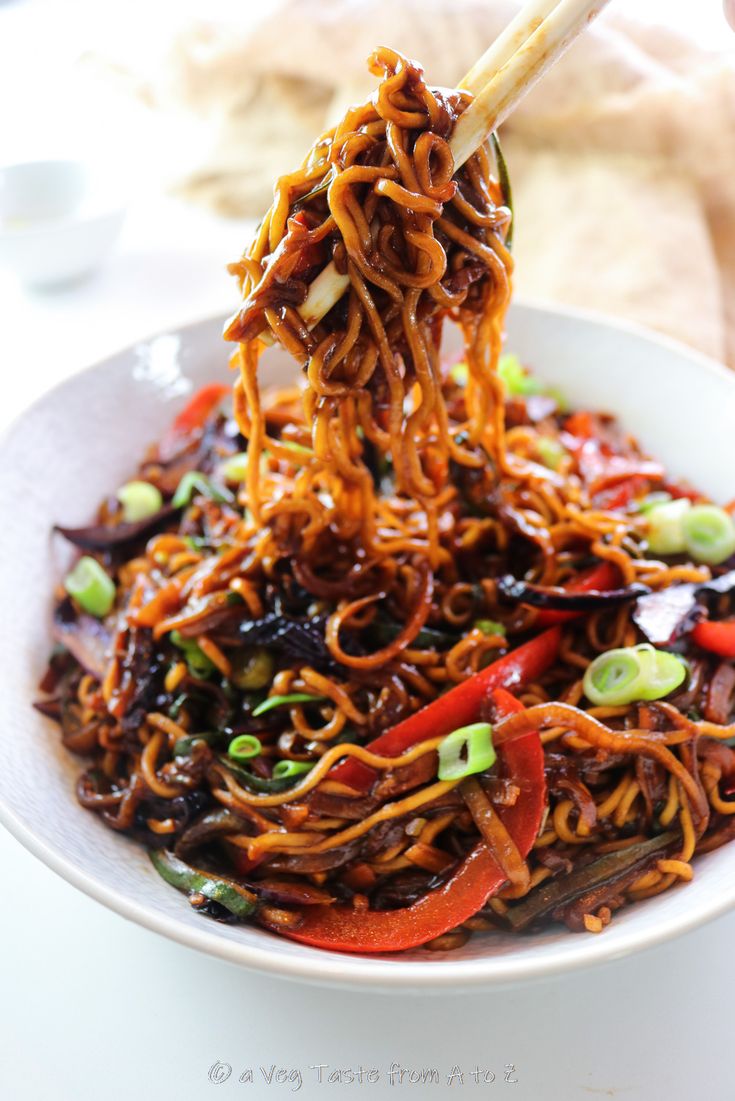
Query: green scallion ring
117 480 162 523
64 556 116 618
272 760 314 781
227 734 262 762
437 722 496 782
682 504 735 565
583 644 686 706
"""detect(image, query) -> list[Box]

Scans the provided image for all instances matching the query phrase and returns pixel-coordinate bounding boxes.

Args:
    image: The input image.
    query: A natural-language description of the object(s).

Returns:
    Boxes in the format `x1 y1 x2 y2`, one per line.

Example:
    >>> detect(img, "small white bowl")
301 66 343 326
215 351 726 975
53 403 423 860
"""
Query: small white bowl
2 304 735 990
0 159 126 288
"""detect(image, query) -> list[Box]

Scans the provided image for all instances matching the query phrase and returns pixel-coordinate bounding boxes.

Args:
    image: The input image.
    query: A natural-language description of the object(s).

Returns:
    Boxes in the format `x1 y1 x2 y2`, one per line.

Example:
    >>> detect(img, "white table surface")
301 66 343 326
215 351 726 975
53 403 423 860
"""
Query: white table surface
3 5 735 1098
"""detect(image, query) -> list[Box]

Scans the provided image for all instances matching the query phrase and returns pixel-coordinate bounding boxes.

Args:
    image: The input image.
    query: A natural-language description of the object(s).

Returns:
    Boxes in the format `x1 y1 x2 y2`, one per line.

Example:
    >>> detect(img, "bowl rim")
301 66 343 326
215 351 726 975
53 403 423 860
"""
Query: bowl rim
3 298 734 990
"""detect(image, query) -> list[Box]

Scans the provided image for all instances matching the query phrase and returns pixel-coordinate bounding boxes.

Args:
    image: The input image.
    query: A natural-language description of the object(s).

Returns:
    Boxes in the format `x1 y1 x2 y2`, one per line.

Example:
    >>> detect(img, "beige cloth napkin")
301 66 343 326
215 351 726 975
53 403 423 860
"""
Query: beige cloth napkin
97 1 735 366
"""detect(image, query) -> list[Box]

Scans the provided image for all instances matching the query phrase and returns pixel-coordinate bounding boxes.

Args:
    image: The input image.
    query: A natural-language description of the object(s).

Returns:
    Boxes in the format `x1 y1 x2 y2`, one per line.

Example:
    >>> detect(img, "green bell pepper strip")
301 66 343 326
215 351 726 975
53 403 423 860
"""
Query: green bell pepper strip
149 849 257 918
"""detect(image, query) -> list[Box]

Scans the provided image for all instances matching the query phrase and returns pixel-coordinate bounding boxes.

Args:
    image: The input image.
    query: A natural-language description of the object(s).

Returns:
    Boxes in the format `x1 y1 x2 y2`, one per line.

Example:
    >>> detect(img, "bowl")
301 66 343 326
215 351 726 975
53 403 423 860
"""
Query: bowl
2 302 735 990
0 159 126 288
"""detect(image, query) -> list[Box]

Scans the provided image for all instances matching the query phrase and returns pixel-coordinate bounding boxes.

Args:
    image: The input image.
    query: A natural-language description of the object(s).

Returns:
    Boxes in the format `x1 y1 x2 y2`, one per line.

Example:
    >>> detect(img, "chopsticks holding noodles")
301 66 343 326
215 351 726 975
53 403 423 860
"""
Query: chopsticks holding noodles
252 0 611 336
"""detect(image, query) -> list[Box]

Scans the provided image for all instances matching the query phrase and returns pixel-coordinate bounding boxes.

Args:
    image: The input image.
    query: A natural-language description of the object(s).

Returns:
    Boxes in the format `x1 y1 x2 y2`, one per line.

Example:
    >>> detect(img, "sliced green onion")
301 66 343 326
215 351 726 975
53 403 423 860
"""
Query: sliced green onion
227 734 262 761
682 504 735 565
499 354 543 397
635 491 672 515
583 644 686 706
251 692 326 717
437 722 496 782
450 360 469 386
64 556 116 618
280 440 313 457
219 452 248 483
172 470 234 508
536 437 567 472
170 630 215 679
644 498 691 556
117 480 162 523
271 760 314 781
474 619 506 637
173 731 221 757
229 647 274 691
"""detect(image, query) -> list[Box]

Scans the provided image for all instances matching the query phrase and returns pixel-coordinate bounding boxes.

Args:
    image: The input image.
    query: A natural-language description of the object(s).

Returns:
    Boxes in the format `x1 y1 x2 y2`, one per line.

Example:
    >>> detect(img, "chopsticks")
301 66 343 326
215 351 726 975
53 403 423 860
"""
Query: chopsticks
271 0 611 334
449 0 609 167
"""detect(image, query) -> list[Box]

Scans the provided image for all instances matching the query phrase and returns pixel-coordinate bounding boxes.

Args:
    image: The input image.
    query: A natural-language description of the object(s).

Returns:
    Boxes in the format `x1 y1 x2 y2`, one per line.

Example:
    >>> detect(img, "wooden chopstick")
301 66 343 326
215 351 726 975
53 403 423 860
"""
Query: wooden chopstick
450 0 609 167
263 0 608 336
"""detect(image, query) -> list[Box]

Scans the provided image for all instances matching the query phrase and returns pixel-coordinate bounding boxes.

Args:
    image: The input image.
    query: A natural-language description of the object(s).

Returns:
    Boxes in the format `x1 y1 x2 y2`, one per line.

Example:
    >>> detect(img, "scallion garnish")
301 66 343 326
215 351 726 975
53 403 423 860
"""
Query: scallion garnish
682 504 735 565
172 470 234 508
219 452 248 483
64 556 116 618
227 734 262 761
437 722 496 782
644 498 735 564
170 629 215 679
644 498 690 555
474 619 506 637
536 437 567 472
251 692 326 717
583 644 686 706
117 480 162 523
271 760 314 781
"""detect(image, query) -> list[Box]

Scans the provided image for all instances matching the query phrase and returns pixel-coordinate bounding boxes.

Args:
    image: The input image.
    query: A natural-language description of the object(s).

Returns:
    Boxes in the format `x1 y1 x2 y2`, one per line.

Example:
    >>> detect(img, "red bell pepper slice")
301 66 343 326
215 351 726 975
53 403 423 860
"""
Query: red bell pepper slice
329 625 561 794
159 383 230 459
534 561 620 627
691 619 735 659
281 688 545 953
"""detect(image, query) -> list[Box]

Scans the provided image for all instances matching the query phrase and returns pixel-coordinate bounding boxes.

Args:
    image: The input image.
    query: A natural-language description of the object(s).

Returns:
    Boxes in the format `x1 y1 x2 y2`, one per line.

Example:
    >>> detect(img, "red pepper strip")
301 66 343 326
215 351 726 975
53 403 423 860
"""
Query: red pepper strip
328 626 560 795
159 383 230 459
691 619 735 659
282 688 545 953
534 562 620 627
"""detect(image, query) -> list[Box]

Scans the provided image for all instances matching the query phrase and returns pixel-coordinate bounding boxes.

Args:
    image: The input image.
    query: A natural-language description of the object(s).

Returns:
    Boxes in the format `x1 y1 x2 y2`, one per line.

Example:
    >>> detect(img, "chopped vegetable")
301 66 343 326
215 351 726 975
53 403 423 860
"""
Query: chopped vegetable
281 688 545 953
437 722 496 781
272 760 314 781
474 619 506 637
503 831 678 932
499 354 542 397
54 505 180 551
149 849 257 919
172 470 234 508
450 360 468 385
583 644 686 706
229 647 274 691
170 630 215 679
644 498 735 564
219 451 249 482
498 571 648 614
692 619 735 659
64 556 116 618
173 731 221 756
536 436 567 471
159 382 229 459
228 734 262 761
329 626 561 794
682 504 735 565
251 692 326 717
117 480 163 523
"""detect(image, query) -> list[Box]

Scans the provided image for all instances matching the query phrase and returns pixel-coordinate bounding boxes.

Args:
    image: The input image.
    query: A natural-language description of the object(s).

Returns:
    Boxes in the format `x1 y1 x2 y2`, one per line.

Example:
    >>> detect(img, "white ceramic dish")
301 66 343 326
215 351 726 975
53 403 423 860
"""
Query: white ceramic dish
2 302 735 991
0 159 126 287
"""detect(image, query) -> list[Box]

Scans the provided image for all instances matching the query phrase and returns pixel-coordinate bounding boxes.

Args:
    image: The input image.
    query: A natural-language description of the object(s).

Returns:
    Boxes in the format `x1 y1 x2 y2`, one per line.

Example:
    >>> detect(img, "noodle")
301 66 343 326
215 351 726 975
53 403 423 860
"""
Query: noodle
37 48 735 952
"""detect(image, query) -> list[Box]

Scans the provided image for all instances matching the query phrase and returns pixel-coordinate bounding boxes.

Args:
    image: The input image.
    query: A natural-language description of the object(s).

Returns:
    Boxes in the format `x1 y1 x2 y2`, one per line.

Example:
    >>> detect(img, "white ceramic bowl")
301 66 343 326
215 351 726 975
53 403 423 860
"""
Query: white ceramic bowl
2 302 735 991
0 159 126 287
